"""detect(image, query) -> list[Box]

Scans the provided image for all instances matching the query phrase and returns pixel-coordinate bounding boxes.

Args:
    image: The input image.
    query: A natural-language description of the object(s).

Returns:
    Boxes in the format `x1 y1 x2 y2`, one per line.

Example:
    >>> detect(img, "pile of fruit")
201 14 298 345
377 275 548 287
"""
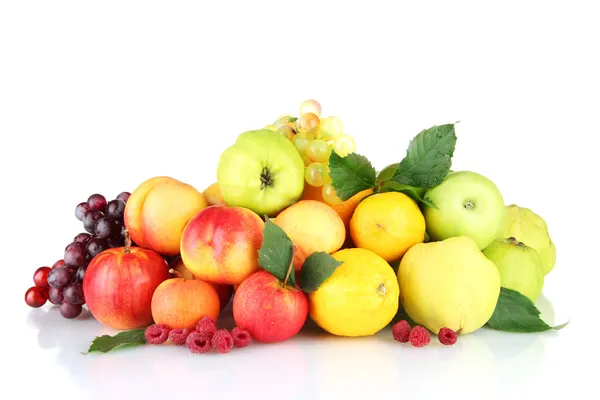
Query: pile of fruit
24 99 566 354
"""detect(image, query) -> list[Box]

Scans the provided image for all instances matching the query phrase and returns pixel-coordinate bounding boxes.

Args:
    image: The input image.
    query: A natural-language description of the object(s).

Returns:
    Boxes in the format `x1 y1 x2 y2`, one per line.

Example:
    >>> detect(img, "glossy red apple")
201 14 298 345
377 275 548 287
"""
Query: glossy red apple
83 233 170 330
233 270 308 343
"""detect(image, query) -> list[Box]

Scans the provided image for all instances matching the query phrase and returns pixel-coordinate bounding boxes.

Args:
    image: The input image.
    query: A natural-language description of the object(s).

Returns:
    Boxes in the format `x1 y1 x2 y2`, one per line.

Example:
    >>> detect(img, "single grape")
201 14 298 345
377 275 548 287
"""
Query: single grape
299 99 322 117
320 116 344 140
108 236 125 248
48 287 64 305
86 237 109 259
83 210 104 233
305 162 328 187
333 134 356 157
63 284 85 305
297 112 320 138
94 217 115 239
60 302 82 319
75 202 90 221
307 139 332 162
322 183 343 205
106 200 126 221
52 259 65 269
64 243 86 268
25 286 47 308
33 266 51 288
47 267 74 289
76 265 87 283
293 136 311 155
73 232 93 245
116 192 131 204
274 115 295 129
277 125 295 141
87 194 107 212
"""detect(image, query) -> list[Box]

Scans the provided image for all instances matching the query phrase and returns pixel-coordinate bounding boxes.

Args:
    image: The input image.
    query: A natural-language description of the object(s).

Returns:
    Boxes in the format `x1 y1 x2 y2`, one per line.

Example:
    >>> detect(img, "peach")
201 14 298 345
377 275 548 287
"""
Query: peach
124 176 207 256
151 276 221 330
180 205 264 285
203 182 227 206
275 200 346 270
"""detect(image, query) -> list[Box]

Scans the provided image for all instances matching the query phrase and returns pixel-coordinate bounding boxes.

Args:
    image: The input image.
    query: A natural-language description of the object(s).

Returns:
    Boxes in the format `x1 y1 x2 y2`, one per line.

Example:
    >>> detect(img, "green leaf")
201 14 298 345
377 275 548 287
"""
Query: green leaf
299 251 343 293
258 217 296 286
85 329 147 354
381 180 437 209
393 124 457 188
328 150 377 201
486 288 569 333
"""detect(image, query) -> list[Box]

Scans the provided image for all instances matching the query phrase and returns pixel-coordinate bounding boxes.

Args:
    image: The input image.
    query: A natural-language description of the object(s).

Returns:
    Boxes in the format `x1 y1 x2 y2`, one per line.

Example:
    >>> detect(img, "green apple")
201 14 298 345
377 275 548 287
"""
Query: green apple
217 129 305 217
483 237 545 302
423 171 506 250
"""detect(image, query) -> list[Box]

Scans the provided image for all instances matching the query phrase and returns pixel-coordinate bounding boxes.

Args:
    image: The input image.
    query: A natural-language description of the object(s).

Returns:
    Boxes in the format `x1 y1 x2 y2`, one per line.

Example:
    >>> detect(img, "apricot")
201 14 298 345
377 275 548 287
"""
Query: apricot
203 182 227 206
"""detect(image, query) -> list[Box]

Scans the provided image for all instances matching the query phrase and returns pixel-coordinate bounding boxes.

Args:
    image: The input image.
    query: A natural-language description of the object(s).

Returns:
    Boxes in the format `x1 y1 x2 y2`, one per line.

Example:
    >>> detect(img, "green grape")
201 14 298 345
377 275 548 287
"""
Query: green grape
307 139 332 162
322 183 343 205
320 116 343 140
333 134 356 157
305 162 328 187
264 124 277 131
293 136 311 155
278 125 295 141
299 99 322 117
297 112 320 138
275 115 297 130
302 154 312 167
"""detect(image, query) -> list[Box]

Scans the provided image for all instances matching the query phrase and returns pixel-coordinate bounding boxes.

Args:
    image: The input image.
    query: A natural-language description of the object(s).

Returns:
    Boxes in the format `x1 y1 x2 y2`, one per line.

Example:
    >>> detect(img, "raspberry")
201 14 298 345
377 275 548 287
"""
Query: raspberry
438 327 458 345
186 332 212 354
211 329 234 354
391 320 411 343
145 324 170 345
195 315 217 338
231 327 252 348
168 328 191 345
409 326 430 347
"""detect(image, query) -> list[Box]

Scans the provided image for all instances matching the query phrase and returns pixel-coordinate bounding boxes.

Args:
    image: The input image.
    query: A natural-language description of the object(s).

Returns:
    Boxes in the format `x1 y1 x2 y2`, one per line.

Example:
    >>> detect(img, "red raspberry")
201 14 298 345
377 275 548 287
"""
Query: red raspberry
211 329 234 354
438 327 458 345
186 332 212 354
392 320 411 343
168 328 191 345
195 315 217 338
145 324 170 344
409 326 430 347
231 327 252 348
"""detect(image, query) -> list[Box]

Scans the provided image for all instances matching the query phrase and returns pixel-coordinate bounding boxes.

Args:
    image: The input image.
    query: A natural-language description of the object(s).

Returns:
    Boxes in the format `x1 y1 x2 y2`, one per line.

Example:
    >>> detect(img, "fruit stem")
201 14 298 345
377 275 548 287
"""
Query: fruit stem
282 245 296 288
124 230 131 254
169 268 184 279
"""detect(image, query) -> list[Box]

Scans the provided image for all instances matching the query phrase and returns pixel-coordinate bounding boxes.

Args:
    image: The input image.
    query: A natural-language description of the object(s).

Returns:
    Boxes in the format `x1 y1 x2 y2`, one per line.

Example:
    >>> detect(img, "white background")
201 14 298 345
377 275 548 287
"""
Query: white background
2 1 599 399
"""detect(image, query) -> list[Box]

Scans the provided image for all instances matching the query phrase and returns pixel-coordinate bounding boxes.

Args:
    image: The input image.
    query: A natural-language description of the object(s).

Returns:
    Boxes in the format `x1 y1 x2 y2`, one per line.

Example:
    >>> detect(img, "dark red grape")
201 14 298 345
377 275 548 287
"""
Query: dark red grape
64 243 86 268
60 302 82 319
76 265 87 283
86 237 109 259
73 232 93 245
94 217 116 239
108 236 125 248
52 259 65 269
83 210 104 233
106 200 126 221
75 202 90 221
63 285 85 305
25 286 47 308
33 266 51 288
116 192 131 203
48 287 64 305
87 194 107 212
47 267 73 289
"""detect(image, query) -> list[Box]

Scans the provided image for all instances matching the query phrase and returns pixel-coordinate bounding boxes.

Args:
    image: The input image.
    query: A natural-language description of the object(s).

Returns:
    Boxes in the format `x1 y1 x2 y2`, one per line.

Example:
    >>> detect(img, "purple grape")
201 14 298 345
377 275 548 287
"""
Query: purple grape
83 210 104 233
87 194 107 212
60 302 82 319
63 285 85 305
108 236 125 248
106 200 126 221
64 243 86 268
75 202 90 221
116 192 131 204
73 232 93 245
47 267 73 289
76 265 87 283
86 237 109 259
48 287 64 305
94 217 115 239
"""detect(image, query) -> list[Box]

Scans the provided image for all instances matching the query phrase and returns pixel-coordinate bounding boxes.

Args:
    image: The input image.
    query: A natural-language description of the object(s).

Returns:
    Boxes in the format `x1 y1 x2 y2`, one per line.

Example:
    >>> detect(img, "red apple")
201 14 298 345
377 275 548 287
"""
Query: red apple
233 270 308 343
83 235 170 330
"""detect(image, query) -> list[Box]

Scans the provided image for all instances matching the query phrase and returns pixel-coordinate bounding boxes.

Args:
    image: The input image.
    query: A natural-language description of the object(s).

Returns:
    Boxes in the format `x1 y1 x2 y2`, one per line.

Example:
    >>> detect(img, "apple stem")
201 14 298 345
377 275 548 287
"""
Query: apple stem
124 230 132 254
282 245 296 287
169 268 184 279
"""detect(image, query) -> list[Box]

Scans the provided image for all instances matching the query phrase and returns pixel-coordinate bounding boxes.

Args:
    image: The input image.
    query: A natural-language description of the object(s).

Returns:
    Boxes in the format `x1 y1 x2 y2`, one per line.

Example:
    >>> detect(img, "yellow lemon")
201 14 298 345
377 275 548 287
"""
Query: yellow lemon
349 192 426 262
308 248 399 337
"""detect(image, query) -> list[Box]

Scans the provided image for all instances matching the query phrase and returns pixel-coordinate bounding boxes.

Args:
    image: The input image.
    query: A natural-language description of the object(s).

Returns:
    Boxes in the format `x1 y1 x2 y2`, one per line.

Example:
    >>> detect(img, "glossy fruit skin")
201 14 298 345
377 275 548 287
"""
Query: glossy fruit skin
233 270 308 343
33 267 51 288
25 286 48 308
83 246 170 330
